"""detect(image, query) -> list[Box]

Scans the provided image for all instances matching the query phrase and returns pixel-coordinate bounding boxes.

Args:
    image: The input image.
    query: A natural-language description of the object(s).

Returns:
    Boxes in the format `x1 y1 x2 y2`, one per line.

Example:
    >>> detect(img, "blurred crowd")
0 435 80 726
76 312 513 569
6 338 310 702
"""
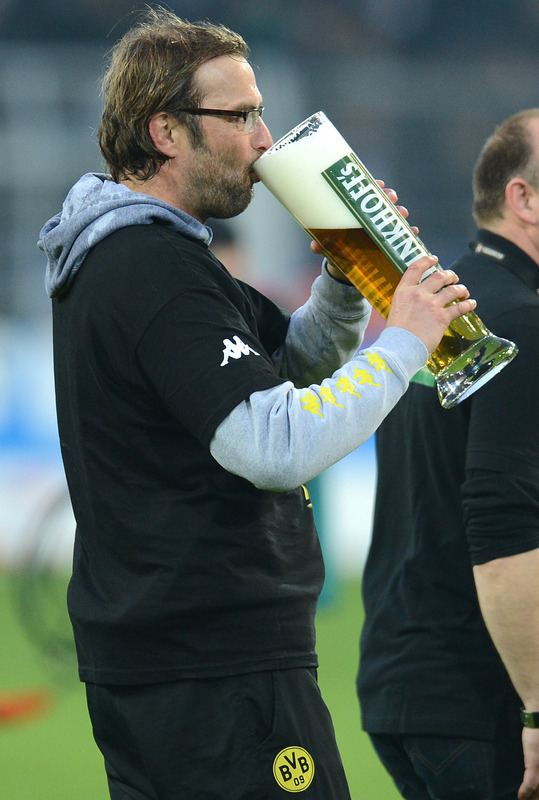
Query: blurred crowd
1 0 539 57
2 1 539 319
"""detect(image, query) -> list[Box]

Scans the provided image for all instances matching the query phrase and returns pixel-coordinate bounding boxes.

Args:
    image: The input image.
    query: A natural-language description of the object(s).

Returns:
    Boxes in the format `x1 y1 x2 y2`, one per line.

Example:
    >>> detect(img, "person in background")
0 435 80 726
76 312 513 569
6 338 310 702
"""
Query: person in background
38 8 477 799
357 109 539 800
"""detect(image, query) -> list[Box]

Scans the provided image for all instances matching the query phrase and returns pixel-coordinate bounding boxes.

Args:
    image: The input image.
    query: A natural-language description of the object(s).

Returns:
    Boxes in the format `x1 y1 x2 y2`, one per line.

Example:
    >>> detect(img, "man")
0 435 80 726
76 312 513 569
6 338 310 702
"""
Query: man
38 9 475 800
358 109 539 800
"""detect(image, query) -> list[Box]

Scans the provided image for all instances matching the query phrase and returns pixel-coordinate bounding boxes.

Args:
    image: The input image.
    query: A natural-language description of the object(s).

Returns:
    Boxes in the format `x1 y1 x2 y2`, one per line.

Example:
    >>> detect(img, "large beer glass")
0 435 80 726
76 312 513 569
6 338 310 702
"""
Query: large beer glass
255 112 518 409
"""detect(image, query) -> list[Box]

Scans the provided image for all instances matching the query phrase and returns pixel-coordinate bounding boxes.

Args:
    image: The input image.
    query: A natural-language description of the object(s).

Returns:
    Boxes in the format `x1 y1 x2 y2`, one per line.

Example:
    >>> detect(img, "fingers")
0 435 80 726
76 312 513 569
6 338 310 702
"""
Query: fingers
398 255 439 285
405 257 469 296
387 254 477 353
411 259 477 317
383 187 398 204
418 263 477 314
446 296 477 318
376 179 398 202
375 179 411 221
425 270 469 298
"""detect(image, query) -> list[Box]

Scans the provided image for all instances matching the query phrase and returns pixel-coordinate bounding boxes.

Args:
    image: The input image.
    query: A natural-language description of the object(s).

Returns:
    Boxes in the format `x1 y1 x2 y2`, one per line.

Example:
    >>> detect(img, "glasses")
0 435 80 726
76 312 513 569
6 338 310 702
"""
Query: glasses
178 106 264 133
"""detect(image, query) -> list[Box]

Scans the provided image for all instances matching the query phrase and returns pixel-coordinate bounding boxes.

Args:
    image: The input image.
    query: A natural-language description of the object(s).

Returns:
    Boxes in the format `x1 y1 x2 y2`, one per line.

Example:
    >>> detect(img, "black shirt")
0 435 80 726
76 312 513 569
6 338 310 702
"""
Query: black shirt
358 230 539 740
53 223 323 684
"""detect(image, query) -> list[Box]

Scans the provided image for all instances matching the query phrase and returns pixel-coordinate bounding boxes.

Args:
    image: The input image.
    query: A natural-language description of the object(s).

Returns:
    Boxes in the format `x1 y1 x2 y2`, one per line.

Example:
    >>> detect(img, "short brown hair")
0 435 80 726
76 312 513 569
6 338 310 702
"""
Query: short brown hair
98 7 249 182
472 109 539 225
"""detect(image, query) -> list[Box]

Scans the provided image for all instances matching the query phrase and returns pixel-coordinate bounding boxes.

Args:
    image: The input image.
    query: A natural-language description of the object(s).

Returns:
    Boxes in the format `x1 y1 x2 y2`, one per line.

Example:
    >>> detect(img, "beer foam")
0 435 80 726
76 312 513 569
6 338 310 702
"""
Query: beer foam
255 112 361 229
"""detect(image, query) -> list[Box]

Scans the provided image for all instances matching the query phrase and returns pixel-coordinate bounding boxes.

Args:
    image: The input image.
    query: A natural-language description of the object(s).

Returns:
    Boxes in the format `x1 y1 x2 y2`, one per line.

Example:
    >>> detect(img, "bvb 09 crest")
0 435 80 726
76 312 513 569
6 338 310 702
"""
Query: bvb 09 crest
273 746 315 792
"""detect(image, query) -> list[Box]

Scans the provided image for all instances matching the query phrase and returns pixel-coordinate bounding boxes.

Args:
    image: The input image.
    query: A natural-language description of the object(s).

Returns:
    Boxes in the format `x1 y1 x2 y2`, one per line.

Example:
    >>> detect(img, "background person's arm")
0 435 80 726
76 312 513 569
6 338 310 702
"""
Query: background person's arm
474 550 539 800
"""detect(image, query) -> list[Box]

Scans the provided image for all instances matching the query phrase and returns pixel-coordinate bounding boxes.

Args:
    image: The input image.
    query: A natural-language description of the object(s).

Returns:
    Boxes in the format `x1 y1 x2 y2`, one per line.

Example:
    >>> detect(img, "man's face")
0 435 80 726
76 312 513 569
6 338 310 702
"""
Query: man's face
182 55 273 221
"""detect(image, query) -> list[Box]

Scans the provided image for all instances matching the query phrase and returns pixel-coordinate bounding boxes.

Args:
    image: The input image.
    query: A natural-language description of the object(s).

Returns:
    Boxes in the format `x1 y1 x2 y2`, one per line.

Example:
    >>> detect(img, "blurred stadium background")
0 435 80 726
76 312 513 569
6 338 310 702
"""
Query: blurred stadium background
1 1 539 797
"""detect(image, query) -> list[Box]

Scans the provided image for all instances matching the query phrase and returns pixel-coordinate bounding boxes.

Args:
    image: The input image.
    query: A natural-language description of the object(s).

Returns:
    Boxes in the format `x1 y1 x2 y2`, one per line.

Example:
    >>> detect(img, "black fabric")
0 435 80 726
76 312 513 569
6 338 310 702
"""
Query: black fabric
358 230 539 740
52 223 323 684
86 669 351 800
369 698 523 800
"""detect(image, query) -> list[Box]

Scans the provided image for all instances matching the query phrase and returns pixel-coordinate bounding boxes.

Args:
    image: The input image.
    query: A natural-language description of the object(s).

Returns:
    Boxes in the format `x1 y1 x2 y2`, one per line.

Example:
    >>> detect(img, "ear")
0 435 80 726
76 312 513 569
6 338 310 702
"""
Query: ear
148 112 179 158
505 177 538 225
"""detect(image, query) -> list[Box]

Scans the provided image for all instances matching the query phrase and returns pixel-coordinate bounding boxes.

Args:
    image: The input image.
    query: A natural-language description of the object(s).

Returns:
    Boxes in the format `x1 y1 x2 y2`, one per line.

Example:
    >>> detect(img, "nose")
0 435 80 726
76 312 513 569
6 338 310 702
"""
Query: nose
252 118 273 152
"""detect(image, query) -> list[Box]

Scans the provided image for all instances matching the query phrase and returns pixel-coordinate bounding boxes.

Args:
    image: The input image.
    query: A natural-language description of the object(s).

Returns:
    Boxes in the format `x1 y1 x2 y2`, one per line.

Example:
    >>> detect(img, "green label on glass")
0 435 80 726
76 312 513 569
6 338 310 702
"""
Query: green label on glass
410 366 437 388
322 154 427 276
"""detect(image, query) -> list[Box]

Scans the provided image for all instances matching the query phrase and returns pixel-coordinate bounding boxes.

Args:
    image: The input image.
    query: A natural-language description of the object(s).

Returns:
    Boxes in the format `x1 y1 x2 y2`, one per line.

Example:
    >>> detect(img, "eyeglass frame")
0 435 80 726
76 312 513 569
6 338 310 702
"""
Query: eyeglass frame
177 106 264 131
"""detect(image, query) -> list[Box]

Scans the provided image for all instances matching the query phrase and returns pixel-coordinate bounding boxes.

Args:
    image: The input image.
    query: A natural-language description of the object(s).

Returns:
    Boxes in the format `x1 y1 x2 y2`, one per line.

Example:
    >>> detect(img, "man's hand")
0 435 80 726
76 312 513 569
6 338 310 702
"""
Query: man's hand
386 255 476 354
519 728 539 799
474 550 539 800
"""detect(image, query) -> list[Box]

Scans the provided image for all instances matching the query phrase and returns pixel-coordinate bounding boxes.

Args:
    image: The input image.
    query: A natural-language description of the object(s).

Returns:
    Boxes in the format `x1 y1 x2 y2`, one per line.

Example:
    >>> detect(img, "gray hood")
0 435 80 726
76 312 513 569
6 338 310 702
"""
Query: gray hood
38 172 212 297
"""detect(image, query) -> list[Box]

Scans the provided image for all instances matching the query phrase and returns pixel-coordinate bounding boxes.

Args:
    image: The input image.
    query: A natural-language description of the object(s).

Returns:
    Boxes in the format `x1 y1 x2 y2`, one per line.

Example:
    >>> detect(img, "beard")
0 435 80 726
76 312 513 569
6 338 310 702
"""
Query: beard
185 143 256 221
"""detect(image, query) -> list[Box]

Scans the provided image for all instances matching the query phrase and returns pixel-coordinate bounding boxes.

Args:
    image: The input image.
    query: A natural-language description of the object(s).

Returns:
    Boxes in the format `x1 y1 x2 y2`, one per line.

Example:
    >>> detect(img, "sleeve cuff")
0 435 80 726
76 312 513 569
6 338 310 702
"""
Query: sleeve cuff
313 259 370 318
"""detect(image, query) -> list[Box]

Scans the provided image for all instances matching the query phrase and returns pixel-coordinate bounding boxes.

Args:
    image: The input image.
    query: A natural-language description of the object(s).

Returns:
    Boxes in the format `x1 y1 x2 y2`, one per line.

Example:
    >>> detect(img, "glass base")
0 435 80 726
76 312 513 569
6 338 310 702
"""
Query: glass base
434 335 518 409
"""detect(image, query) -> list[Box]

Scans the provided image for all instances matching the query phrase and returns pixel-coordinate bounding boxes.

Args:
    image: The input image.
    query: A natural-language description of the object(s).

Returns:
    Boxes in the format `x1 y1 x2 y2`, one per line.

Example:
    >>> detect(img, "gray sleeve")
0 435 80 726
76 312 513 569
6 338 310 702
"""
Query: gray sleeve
210 326 428 491
272 263 372 387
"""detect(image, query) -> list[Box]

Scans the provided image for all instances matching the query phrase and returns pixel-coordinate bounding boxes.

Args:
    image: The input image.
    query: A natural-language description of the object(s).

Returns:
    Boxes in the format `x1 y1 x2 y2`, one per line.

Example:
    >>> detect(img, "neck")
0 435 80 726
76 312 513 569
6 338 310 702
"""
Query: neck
484 221 539 269
121 165 202 222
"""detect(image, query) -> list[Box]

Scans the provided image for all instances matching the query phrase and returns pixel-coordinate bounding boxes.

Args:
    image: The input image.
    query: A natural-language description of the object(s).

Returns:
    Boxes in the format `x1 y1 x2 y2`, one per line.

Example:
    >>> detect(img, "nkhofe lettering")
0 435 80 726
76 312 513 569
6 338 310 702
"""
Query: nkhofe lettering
323 155 427 271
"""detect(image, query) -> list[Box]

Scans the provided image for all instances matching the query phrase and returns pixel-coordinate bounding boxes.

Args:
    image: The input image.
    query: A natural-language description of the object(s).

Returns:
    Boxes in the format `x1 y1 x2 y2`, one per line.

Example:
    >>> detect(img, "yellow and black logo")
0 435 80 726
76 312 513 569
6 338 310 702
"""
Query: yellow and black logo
273 746 315 792
301 485 312 509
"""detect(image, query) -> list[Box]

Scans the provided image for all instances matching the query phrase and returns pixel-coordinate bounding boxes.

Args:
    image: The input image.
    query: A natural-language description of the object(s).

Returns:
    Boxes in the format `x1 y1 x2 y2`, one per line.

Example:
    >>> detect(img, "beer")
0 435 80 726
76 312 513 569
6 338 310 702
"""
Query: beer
307 226 398 316
255 111 517 407
307 226 492 374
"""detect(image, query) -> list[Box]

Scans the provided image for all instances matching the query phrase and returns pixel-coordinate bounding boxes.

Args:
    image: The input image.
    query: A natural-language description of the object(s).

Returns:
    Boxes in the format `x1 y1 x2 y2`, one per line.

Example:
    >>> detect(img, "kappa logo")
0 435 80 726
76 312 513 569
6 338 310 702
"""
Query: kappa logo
220 335 260 367
273 746 315 792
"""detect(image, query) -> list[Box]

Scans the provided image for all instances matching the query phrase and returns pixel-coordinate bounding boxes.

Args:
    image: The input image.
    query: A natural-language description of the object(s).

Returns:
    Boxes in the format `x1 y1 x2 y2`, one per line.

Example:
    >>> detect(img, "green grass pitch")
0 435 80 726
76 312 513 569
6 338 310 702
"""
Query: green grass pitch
0 572 399 799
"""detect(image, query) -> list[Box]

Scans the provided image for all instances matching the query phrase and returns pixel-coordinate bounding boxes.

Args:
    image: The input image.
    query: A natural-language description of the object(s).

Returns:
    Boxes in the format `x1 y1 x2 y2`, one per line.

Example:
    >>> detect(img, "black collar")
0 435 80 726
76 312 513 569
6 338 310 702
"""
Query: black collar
470 230 539 293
